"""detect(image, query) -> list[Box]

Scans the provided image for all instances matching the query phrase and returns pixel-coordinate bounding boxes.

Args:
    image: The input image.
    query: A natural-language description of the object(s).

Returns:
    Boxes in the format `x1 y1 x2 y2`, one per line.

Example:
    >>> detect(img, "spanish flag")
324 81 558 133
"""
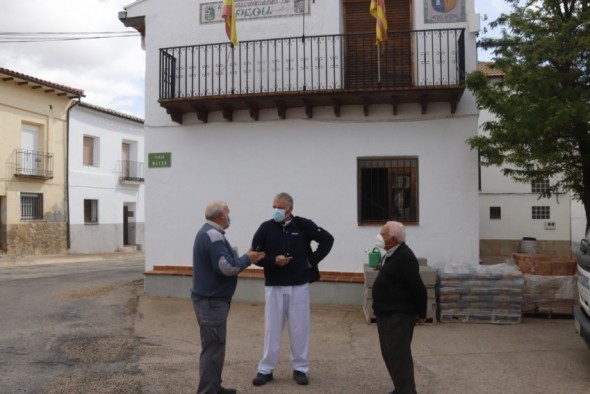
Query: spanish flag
369 0 388 45
221 0 238 46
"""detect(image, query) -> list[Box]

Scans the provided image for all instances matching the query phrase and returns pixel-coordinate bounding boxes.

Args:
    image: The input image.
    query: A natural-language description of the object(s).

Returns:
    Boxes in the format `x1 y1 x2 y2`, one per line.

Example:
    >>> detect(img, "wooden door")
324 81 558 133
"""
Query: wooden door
343 0 412 88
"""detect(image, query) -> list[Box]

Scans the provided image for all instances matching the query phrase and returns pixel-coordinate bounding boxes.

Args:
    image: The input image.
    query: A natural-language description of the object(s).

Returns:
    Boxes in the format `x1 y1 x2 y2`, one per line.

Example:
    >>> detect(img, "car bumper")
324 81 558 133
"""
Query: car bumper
574 306 590 349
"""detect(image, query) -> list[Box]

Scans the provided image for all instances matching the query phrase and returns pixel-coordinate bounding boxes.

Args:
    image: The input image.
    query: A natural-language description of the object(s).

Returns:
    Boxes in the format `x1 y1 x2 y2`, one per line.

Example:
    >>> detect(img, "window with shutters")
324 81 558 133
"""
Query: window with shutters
358 157 419 224
83 136 99 166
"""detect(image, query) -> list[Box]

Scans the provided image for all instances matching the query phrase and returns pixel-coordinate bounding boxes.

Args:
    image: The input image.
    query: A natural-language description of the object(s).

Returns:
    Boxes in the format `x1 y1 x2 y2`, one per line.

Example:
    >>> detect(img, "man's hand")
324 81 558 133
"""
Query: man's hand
275 254 293 266
246 249 265 264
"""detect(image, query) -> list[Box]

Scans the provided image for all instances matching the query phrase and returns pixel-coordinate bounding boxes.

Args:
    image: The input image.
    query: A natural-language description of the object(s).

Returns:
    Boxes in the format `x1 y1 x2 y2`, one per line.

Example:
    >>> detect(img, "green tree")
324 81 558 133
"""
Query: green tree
466 0 590 233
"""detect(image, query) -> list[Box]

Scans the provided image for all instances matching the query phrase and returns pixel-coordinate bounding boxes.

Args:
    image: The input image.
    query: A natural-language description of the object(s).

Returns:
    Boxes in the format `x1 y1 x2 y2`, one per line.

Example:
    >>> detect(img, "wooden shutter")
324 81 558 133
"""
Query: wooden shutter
342 0 412 88
83 137 94 166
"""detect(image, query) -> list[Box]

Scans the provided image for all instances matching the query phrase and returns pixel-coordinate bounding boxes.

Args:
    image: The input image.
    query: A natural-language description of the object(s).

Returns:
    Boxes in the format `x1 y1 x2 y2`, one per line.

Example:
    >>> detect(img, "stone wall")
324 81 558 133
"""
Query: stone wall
6 222 67 255
480 239 572 260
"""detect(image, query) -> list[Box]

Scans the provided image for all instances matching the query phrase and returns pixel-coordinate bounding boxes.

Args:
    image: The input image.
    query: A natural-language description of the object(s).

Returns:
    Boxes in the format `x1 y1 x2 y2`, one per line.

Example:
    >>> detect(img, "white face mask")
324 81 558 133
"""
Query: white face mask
375 234 386 249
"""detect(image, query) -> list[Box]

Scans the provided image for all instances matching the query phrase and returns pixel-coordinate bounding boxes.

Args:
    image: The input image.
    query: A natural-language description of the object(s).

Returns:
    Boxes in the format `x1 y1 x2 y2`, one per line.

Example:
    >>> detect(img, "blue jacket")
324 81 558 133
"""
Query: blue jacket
191 222 251 301
251 216 334 286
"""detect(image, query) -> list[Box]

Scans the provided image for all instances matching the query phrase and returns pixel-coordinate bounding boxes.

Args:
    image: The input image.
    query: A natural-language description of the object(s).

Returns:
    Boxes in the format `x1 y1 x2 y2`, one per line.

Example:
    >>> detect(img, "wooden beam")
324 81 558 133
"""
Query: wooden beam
332 98 341 117
246 101 259 121
421 96 427 115
167 108 183 124
221 106 233 122
275 100 286 119
362 97 369 117
302 99 313 119
391 95 399 116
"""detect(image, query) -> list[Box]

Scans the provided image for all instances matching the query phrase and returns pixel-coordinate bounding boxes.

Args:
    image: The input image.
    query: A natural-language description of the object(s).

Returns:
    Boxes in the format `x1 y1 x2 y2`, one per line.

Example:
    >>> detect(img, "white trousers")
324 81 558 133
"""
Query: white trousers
257 284 310 374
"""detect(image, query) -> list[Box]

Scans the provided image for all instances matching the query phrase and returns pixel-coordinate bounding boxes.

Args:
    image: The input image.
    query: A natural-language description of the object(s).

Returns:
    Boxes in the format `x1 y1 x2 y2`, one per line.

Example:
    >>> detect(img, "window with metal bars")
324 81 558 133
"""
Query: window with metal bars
490 206 501 219
531 179 550 193
358 157 418 223
532 206 550 220
21 193 43 220
84 199 99 224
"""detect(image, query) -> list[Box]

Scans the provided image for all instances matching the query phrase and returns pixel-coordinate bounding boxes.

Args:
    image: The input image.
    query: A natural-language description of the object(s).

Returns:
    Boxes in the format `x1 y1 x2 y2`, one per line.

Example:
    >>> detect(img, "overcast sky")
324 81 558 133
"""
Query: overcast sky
0 0 510 120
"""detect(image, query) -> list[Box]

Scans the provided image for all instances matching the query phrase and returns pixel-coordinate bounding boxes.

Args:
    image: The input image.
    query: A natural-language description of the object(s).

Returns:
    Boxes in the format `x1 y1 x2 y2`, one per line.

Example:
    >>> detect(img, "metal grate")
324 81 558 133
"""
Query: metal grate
21 193 43 220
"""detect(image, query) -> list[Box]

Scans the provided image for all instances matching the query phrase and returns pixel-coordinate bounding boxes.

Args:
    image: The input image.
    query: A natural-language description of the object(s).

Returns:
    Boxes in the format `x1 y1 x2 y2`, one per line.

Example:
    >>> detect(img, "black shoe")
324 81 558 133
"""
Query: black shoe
252 372 273 386
293 370 308 385
217 387 236 394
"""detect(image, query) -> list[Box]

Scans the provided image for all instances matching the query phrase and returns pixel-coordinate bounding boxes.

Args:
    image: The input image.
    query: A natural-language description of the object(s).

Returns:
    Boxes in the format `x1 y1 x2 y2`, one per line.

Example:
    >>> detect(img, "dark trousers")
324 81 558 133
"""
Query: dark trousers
192 298 230 394
376 312 417 394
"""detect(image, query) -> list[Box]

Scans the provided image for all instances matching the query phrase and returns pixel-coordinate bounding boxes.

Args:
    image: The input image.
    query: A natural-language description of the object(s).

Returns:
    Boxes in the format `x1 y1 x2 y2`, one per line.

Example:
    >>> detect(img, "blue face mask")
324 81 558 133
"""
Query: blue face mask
272 208 286 222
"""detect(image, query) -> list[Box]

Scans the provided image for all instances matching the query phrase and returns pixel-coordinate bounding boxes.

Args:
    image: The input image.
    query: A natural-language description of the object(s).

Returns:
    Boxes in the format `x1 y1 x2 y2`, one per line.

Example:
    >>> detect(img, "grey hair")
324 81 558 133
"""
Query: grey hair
205 201 227 220
386 221 406 243
274 192 293 207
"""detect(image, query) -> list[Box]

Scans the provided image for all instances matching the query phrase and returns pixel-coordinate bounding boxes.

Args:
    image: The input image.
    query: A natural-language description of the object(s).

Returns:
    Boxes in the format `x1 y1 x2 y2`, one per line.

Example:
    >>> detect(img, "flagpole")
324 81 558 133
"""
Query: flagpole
377 44 381 84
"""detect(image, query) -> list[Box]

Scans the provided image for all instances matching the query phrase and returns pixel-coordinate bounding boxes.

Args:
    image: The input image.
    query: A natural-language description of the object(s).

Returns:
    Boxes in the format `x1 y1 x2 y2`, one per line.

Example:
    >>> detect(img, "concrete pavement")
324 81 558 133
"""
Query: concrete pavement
2 252 590 393
136 295 590 394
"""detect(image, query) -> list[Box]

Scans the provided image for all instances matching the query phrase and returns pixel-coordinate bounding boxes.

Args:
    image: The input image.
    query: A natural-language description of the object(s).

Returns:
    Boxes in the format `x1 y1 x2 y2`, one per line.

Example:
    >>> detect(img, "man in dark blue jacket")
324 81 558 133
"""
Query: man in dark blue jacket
250 192 334 387
192 200 265 394
372 221 427 394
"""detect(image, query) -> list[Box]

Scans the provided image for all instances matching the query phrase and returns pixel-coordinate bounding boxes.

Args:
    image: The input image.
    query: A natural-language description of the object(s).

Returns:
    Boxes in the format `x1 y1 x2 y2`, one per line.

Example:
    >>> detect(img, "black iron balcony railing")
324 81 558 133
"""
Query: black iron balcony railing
14 149 54 179
119 160 144 183
159 28 465 101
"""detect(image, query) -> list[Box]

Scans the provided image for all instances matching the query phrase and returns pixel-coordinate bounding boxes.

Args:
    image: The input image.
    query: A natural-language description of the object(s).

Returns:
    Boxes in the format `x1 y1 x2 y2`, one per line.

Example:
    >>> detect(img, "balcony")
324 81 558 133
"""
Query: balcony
14 149 54 179
119 160 145 184
159 28 465 123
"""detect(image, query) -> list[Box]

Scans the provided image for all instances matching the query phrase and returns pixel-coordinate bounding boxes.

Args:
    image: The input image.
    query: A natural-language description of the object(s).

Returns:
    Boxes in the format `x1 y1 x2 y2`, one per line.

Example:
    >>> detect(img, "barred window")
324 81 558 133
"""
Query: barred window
358 157 418 223
21 193 43 220
532 206 550 220
490 206 501 219
84 199 99 224
531 179 550 193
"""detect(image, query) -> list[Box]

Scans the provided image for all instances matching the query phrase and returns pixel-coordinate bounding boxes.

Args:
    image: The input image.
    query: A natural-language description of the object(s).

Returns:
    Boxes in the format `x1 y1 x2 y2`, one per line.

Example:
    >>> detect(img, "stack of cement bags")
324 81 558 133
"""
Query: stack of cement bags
513 253 578 316
436 263 524 324
419 262 437 323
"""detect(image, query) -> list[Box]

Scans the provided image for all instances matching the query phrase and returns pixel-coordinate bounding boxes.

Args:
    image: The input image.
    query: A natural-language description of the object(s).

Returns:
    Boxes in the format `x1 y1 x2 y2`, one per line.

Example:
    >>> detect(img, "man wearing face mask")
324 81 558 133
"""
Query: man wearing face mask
250 192 334 387
191 200 265 394
372 221 427 394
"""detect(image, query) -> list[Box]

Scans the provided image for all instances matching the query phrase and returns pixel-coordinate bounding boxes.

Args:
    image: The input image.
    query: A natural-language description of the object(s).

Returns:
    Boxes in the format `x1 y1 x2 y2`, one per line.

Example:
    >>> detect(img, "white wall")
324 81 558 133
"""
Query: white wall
69 104 145 252
125 0 481 271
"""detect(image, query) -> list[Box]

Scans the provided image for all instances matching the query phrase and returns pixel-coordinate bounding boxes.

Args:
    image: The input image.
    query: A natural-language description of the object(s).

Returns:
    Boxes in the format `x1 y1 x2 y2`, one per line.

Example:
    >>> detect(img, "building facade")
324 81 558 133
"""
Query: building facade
68 102 145 253
477 62 584 260
120 0 481 277
0 67 83 255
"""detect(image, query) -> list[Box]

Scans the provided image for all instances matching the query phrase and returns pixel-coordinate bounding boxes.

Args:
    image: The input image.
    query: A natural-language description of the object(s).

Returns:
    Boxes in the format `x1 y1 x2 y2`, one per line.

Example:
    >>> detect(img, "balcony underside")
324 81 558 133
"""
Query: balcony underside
159 86 464 124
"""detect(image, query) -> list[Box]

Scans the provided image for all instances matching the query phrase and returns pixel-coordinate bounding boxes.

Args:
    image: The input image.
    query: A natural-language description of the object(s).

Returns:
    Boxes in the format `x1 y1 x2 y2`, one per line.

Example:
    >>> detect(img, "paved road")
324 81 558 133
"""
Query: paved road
0 259 144 394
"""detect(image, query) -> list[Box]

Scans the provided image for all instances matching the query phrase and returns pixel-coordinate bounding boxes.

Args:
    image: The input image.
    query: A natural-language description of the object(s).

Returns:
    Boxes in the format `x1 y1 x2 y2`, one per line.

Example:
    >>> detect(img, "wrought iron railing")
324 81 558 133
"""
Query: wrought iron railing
119 160 144 183
159 29 465 100
15 149 54 179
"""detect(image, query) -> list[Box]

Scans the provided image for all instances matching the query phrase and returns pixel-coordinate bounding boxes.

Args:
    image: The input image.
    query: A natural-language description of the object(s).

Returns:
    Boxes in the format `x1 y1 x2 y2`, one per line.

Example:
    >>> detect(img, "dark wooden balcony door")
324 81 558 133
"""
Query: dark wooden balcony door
343 0 411 89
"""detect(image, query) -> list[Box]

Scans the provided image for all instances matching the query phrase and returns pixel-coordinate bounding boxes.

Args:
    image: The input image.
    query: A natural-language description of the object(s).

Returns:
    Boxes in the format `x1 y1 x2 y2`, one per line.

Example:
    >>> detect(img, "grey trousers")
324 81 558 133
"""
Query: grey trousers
376 312 418 394
192 298 230 394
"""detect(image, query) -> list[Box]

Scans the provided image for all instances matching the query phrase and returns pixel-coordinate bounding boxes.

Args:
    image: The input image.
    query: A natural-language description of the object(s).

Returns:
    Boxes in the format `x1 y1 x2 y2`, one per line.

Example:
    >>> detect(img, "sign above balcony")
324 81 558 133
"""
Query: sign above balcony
424 0 465 24
199 0 310 24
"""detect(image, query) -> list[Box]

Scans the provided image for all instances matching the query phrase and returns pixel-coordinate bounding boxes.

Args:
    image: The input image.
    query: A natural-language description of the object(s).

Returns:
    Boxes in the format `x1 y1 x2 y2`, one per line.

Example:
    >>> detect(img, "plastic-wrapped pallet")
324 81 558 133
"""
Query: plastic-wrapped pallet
436 263 524 324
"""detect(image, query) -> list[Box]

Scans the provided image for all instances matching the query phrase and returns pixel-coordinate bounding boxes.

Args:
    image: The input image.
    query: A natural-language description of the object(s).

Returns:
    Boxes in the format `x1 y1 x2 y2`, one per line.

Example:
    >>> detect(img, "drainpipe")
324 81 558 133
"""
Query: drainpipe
65 97 82 251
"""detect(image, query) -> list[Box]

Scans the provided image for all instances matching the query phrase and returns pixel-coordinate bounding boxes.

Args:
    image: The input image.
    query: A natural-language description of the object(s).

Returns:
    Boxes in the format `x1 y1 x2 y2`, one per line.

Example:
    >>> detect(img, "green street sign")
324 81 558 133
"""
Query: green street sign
148 152 171 168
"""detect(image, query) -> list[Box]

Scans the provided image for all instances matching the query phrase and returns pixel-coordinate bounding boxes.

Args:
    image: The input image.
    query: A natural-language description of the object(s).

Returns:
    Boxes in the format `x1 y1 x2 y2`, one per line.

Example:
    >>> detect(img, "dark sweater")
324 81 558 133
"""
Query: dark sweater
191 222 251 301
371 242 427 318
251 216 334 286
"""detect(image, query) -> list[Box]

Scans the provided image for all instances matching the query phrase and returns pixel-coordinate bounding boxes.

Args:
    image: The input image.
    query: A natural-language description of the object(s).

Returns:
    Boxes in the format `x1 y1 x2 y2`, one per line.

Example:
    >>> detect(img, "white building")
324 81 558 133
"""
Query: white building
68 102 145 253
477 63 583 260
120 0 481 295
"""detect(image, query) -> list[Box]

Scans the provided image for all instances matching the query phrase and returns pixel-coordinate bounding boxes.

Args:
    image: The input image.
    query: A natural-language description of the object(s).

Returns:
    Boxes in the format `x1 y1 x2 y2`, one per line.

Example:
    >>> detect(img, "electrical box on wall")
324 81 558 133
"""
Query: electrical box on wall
544 221 556 230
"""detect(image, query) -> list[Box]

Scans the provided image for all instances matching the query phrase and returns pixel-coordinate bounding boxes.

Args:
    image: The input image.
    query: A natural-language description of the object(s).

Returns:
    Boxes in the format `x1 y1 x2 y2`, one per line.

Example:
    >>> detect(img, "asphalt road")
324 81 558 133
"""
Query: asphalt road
0 259 144 394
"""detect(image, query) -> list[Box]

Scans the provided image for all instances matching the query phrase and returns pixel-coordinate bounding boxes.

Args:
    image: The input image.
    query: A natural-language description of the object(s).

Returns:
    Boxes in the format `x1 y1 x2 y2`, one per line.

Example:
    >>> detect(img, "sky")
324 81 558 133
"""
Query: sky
0 0 511 120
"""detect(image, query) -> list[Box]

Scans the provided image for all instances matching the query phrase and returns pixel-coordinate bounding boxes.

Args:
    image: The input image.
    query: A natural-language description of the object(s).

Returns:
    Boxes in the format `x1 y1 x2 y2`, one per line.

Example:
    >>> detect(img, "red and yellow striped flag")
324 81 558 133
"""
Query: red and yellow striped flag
369 0 388 45
221 0 238 46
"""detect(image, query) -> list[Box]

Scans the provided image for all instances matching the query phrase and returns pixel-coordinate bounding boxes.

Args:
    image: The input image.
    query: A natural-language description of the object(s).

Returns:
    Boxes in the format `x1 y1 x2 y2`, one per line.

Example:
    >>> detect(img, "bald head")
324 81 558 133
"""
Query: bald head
205 201 230 228
383 221 406 243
